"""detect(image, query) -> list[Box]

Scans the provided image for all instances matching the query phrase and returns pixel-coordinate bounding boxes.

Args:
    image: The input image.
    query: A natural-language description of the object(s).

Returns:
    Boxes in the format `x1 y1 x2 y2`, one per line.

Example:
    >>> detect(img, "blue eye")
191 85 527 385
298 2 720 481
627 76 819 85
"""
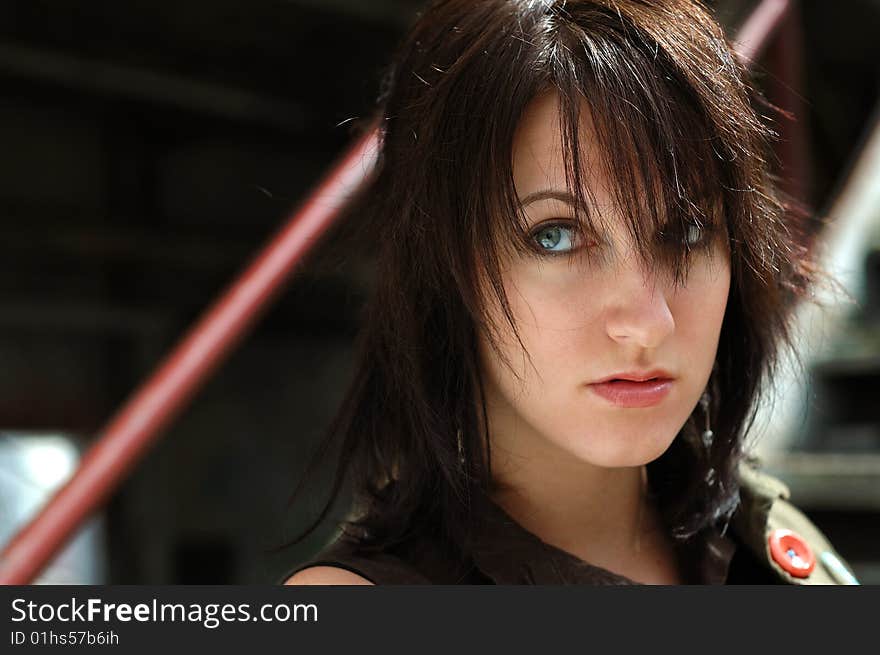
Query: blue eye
531 223 579 254
660 222 713 248
685 223 704 246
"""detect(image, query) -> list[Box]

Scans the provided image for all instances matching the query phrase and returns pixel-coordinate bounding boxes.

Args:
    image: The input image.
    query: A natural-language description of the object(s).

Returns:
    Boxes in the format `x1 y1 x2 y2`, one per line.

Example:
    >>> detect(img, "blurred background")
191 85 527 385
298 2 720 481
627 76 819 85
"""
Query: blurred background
0 0 878 585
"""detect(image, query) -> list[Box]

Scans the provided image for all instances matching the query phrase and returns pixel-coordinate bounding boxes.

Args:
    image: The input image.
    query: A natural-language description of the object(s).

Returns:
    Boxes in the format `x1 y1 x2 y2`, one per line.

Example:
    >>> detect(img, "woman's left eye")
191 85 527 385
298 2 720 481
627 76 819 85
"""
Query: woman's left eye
662 222 710 248
685 223 704 246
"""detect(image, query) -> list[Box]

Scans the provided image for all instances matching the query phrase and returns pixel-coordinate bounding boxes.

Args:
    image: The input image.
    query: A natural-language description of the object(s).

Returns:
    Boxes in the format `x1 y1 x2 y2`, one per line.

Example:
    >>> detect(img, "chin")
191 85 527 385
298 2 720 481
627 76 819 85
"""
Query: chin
571 431 678 469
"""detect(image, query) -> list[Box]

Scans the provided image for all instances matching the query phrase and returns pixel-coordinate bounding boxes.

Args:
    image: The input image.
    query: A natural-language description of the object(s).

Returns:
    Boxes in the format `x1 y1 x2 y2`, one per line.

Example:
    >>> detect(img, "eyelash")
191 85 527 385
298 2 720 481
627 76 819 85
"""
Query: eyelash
527 220 717 258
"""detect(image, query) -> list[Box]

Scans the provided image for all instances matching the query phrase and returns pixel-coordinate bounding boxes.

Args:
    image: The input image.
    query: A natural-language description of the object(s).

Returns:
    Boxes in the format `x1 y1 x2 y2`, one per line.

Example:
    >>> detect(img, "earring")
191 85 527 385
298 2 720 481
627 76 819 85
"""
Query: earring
456 428 466 469
699 390 714 453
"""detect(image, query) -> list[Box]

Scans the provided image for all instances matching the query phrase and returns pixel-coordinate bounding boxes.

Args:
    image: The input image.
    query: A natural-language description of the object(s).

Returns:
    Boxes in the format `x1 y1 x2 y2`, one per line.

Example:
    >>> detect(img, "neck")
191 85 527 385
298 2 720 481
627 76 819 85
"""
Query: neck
491 446 653 560
485 415 678 583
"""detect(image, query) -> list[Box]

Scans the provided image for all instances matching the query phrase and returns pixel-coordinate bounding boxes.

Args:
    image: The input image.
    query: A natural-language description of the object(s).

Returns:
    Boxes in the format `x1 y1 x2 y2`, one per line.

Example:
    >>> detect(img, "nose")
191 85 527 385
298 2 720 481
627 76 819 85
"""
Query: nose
604 253 675 349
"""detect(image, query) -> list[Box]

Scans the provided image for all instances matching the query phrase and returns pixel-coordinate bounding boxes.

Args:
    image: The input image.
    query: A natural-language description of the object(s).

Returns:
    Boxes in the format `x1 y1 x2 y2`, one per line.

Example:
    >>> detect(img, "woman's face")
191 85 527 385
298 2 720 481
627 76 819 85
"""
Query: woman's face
478 90 731 476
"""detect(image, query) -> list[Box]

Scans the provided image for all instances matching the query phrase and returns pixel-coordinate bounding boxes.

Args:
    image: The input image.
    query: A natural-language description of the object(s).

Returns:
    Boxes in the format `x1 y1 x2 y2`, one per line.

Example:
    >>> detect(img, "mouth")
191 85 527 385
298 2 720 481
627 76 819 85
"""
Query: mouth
587 376 675 408
593 369 674 384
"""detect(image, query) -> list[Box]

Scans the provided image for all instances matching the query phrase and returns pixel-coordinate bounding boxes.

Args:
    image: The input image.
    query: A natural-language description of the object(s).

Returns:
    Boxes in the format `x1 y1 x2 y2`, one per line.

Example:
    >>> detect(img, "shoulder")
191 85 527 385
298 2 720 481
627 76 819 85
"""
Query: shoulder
276 533 436 586
731 457 860 585
284 566 374 586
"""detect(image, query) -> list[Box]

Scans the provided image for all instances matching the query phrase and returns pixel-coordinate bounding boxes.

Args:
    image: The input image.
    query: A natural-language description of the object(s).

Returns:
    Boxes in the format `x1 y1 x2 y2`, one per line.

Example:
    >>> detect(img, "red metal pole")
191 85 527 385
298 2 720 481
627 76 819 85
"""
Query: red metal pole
765 0 811 209
737 0 814 248
734 0 791 63
0 124 380 585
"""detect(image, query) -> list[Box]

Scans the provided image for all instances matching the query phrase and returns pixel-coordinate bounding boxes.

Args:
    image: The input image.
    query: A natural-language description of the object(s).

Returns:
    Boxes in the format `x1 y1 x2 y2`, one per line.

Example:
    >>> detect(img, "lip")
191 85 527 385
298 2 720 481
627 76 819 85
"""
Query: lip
593 369 674 383
588 372 675 408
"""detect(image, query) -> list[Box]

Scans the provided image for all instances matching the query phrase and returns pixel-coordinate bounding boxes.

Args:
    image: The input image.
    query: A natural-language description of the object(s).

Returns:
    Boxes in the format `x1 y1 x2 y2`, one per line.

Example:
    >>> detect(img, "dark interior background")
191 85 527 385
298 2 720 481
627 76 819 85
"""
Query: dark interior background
0 0 878 584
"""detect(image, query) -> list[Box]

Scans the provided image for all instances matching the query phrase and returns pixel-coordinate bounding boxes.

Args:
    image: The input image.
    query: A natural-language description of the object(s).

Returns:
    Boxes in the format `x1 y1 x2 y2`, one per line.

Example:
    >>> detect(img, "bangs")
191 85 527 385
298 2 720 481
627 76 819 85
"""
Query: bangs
475 4 735 301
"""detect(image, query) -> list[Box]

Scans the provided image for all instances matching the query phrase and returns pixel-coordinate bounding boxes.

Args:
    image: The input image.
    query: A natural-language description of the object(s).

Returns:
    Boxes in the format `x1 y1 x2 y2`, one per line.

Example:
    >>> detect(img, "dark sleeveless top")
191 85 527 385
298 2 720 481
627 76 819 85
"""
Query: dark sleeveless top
277 461 858 585
277 492 782 585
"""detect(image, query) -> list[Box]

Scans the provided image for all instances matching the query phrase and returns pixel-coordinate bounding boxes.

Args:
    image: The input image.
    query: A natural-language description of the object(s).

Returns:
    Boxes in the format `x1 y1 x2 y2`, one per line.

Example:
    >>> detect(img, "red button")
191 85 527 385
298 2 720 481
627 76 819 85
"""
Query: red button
768 529 815 578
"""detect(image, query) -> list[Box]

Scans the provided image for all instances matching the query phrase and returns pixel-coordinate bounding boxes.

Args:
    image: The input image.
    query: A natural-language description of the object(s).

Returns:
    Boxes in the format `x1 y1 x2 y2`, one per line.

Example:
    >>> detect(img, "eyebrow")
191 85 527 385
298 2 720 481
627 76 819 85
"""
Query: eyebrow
519 187 723 219
517 189 579 207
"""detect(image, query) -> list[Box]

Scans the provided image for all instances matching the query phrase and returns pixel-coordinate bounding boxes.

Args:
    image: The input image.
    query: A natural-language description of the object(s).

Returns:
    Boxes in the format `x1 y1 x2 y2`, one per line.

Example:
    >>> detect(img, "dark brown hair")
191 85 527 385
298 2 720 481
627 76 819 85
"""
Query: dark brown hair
278 0 826 563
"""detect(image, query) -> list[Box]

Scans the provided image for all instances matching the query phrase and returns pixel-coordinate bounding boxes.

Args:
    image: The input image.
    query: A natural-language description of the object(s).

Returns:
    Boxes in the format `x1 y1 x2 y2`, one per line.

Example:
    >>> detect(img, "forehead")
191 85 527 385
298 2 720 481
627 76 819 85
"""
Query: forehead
511 90 615 211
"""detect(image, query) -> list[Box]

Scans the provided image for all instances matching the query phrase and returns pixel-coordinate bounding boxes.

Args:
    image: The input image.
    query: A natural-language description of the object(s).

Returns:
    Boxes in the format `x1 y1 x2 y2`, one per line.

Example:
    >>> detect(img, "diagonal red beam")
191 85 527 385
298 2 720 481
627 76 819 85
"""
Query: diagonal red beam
765 0 810 207
734 0 791 63
0 0 797 586
0 124 380 585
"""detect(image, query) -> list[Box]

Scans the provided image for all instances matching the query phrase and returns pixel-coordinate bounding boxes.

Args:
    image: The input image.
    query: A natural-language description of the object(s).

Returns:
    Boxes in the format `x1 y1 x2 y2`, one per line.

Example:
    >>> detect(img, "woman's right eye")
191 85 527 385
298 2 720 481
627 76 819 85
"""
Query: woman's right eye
529 222 583 255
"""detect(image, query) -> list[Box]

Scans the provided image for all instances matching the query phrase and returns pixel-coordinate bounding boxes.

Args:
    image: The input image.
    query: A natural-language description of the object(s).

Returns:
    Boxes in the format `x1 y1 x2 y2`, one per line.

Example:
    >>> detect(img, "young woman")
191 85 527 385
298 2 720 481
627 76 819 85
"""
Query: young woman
278 0 858 585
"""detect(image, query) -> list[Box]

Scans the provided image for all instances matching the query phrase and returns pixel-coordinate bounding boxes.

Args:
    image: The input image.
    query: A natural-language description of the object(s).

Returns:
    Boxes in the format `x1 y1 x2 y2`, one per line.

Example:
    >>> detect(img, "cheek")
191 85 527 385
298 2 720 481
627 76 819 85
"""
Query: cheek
671 254 731 366
504 257 604 328
493 263 603 371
